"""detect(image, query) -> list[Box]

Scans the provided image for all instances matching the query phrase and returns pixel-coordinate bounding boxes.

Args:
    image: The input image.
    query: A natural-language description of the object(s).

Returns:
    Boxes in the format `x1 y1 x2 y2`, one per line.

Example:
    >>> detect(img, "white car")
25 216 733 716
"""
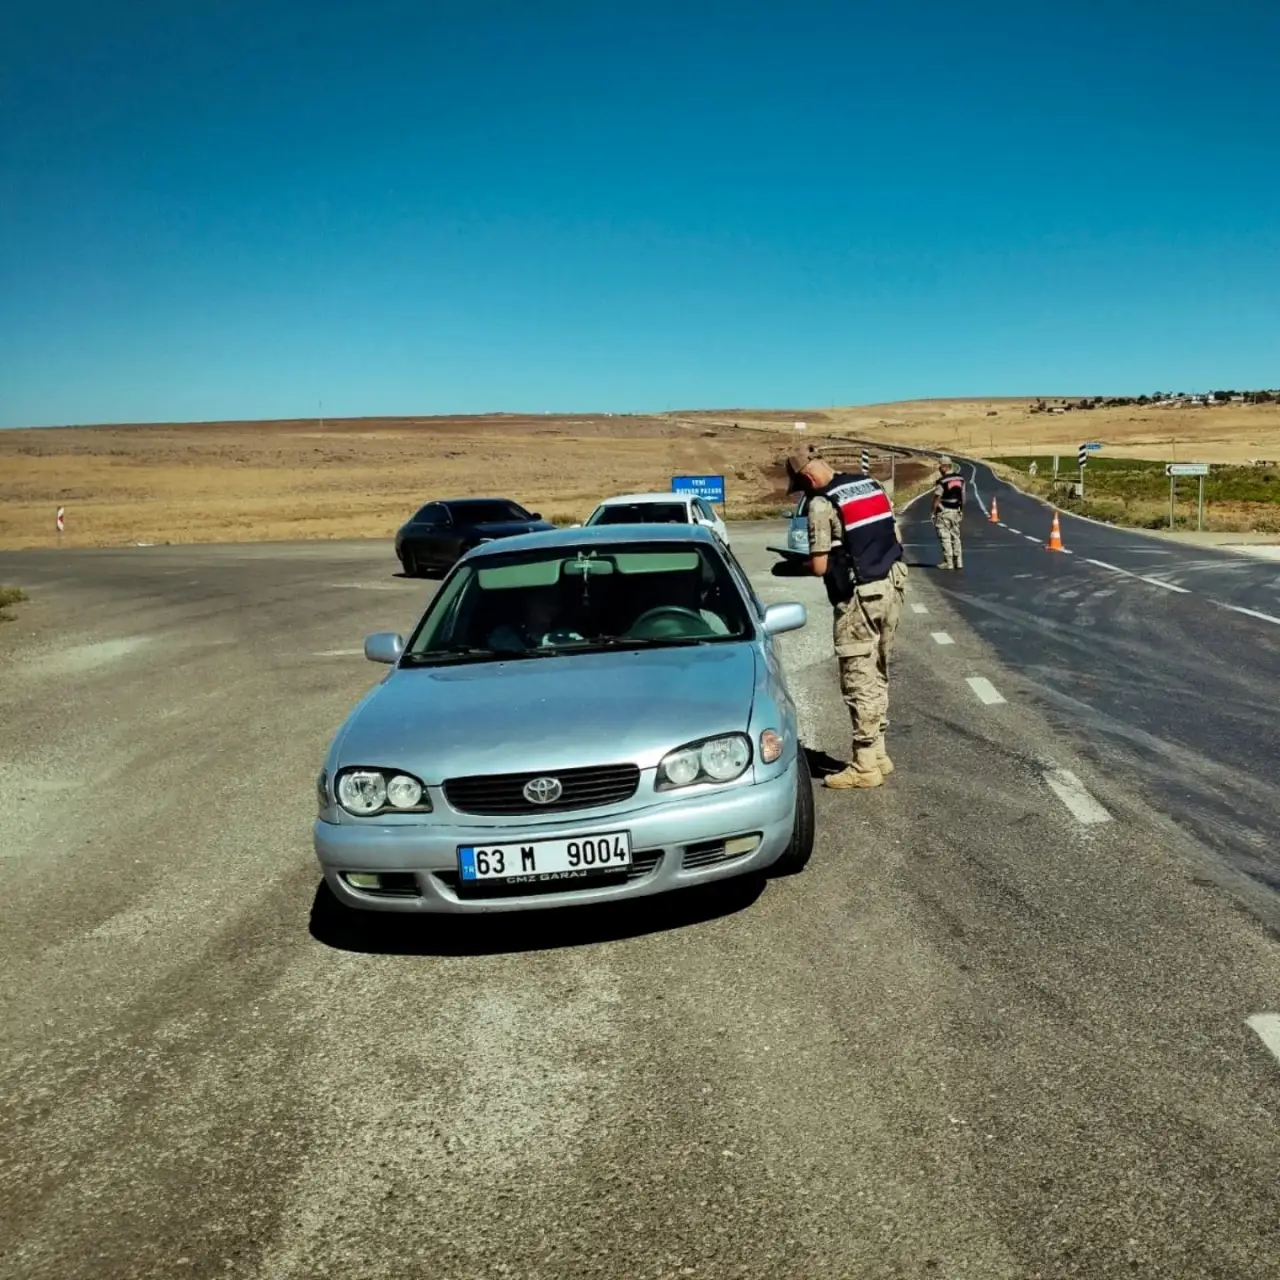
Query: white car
580 492 730 546
768 492 810 565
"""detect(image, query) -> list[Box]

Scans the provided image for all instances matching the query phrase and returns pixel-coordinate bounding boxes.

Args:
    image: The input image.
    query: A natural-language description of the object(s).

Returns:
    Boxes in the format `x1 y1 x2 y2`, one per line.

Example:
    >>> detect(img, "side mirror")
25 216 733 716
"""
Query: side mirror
364 632 404 664
762 602 806 636
530 512 543 520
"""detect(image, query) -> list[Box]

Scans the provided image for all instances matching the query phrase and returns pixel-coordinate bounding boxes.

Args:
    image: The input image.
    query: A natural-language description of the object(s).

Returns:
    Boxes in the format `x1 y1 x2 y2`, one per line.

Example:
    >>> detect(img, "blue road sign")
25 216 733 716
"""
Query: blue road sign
671 474 726 504
1084 442 1103 451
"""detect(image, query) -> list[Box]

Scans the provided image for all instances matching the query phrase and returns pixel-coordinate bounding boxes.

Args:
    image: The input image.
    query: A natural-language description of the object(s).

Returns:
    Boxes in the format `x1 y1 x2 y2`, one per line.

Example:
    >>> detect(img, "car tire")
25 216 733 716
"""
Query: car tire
401 548 417 577
770 749 815 876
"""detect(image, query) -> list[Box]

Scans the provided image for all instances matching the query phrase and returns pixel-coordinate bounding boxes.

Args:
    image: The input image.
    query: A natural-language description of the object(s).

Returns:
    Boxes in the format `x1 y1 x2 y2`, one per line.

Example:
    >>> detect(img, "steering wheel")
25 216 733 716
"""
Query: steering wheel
627 605 715 640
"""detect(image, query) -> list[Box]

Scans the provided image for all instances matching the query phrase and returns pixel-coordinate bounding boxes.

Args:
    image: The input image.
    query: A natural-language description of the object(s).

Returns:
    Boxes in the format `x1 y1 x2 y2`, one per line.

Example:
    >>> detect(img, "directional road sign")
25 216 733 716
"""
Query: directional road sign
1083 442 1103 451
671 474 726 503
1166 463 1209 476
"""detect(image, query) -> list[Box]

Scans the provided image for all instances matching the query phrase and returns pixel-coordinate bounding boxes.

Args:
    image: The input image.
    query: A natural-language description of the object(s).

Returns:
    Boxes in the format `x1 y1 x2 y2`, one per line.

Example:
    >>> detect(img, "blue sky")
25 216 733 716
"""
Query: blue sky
2 0 1277 426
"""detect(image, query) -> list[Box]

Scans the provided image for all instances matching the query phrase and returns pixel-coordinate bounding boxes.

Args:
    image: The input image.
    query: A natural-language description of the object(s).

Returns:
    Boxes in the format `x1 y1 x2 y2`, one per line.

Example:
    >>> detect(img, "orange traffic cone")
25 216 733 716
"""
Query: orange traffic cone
1046 510 1065 551
989 496 1000 522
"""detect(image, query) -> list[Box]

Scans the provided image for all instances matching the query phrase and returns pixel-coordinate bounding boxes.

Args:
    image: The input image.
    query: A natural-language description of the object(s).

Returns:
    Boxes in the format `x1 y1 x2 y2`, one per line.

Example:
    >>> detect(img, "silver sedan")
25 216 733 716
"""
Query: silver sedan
313 524 814 914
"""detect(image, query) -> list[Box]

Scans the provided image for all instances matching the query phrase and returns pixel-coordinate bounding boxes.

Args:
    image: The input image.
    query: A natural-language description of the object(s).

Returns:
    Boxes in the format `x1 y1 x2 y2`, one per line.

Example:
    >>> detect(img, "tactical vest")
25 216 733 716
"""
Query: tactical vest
816 472 903 602
938 474 965 509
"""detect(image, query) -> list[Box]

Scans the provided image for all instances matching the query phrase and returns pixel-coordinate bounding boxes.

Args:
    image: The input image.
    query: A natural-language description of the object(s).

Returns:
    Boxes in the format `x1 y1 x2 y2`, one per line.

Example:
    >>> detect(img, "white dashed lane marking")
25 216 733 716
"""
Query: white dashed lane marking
930 631 955 646
1085 557 1192 593
1246 1014 1280 1068
1006 527 1021 535
1023 534 1040 543
910 602 928 614
1222 604 1280 626
1043 769 1111 825
965 676 1007 705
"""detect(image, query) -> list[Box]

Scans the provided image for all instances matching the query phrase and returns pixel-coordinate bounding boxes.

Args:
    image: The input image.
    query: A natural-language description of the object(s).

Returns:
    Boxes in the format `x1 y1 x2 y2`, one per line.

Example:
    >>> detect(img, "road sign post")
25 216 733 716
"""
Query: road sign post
1165 463 1208 531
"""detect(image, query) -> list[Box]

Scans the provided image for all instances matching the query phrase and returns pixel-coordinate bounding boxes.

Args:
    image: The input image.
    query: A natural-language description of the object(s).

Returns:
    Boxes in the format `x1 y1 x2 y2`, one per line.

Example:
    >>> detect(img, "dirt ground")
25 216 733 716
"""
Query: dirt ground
3 399 1276 549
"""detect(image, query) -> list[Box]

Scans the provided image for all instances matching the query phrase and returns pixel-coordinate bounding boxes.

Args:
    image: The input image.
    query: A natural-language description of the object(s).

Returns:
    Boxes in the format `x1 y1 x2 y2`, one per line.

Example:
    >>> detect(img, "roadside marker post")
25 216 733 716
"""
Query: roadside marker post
1076 444 1088 500
56 506 65 545
860 449 870 476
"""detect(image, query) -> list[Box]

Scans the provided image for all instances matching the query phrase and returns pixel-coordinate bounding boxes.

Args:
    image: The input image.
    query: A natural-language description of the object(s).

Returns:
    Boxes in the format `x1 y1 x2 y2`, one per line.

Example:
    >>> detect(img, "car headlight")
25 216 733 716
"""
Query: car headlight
335 767 432 816
656 734 751 790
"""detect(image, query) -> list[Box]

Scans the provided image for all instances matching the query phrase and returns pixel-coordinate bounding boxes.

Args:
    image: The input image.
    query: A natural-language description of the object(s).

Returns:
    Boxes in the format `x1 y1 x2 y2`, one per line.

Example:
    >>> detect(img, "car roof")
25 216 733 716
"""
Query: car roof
466 522 719 560
592 492 694 507
433 497 525 508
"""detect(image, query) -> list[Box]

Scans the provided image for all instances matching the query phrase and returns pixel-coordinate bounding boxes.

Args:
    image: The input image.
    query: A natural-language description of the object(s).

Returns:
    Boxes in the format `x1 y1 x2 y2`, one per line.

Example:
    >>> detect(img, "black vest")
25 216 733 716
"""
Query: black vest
816 472 902 602
938 474 965 509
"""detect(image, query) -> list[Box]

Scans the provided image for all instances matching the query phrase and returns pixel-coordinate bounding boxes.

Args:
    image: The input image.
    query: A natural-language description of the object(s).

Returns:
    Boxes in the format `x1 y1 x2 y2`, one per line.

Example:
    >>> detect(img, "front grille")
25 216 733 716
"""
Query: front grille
444 764 641 816
434 850 663 898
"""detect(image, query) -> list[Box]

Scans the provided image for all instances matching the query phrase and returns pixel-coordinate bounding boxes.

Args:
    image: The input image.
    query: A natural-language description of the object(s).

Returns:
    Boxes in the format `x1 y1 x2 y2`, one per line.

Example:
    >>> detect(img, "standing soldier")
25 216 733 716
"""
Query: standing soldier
932 456 966 570
786 452 908 789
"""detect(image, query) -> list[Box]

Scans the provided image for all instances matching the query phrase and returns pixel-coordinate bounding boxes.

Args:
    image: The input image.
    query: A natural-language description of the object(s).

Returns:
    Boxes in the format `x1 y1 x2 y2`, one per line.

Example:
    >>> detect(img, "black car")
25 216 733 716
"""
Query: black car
394 498 555 577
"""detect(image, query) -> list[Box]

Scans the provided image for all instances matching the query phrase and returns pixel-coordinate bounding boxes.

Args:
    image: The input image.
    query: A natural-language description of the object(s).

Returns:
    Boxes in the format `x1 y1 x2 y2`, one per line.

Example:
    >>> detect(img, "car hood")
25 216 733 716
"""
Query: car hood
334 643 758 780
471 519 556 536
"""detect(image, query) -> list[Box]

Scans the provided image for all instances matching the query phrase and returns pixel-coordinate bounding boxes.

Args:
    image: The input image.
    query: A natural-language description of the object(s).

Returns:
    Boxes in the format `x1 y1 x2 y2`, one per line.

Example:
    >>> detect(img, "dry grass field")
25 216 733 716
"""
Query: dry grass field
0 414 828 549
692 399 1280 464
3 398 1277 549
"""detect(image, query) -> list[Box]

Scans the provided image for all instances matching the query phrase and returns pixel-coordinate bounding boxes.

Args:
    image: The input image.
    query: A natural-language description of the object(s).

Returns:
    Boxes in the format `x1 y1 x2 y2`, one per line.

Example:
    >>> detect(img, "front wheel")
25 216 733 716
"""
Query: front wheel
770 749 815 876
401 547 419 577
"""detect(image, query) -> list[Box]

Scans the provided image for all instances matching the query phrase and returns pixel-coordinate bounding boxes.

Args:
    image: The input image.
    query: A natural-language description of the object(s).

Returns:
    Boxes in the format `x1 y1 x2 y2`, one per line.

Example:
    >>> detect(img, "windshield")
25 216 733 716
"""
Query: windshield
588 502 689 525
449 500 530 524
403 541 752 663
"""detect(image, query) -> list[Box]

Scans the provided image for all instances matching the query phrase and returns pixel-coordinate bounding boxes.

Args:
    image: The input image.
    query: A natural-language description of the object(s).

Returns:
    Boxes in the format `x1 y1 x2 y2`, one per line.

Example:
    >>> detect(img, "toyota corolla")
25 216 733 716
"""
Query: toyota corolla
313 524 814 914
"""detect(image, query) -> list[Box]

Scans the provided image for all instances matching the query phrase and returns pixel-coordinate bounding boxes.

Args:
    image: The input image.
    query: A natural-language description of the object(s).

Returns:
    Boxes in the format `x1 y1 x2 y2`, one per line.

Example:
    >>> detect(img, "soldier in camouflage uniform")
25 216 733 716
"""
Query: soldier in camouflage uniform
788 452 907 789
932 456 965 570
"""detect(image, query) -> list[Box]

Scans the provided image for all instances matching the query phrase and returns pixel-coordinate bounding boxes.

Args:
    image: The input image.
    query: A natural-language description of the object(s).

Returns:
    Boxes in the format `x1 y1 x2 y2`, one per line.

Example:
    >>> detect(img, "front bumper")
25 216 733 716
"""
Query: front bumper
313 759 798 913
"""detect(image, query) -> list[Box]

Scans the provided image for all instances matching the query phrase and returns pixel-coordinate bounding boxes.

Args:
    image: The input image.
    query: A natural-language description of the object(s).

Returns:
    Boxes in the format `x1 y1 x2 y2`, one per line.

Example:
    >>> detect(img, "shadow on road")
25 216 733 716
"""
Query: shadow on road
769 558 808 577
308 874 768 956
803 745 847 778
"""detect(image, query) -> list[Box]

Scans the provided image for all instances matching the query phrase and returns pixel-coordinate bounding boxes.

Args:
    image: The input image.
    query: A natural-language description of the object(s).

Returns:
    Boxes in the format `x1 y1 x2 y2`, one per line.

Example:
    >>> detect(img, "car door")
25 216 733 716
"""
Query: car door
423 504 453 568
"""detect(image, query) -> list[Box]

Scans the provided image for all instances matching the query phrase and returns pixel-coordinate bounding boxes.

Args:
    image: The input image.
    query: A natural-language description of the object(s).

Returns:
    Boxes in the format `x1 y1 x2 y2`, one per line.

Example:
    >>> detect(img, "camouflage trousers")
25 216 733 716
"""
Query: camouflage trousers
934 508 963 568
834 561 907 750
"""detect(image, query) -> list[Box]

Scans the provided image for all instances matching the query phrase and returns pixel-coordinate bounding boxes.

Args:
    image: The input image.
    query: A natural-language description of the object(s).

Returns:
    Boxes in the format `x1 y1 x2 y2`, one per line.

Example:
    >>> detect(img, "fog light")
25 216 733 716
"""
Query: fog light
346 872 381 890
759 730 783 764
724 835 759 857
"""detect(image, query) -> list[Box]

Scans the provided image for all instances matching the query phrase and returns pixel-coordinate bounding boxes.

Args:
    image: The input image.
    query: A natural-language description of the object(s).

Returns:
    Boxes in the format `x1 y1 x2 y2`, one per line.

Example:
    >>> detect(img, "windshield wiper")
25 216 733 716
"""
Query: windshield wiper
401 644 542 665
569 635 714 651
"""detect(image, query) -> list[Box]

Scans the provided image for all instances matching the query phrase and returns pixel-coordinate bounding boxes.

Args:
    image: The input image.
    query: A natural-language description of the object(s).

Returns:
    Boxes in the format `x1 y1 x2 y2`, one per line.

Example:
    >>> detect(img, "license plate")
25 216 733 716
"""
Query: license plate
458 831 632 883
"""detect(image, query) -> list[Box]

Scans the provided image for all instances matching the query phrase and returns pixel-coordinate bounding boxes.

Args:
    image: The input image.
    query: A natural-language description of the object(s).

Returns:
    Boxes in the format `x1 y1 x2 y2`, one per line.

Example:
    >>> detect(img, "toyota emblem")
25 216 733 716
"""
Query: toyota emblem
522 776 563 805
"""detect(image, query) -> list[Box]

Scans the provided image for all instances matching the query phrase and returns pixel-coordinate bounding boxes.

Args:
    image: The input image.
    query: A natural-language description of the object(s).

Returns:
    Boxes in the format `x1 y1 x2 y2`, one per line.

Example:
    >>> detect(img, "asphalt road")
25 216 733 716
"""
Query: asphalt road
2 528 1279 1279
906 462 1280 913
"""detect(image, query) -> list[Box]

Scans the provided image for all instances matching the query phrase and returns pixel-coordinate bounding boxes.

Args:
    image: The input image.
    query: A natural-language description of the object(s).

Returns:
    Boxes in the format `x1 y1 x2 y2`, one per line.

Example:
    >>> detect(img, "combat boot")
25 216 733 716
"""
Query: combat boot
874 734 894 776
825 747 884 789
